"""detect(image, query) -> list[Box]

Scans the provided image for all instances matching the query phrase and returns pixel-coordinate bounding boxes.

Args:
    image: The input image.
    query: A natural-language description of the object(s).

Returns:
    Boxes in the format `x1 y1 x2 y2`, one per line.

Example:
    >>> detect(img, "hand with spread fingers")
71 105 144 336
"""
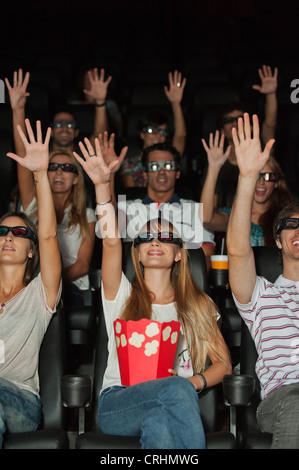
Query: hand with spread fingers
7 119 51 172
5 68 30 112
201 130 231 169
232 113 275 179
97 131 128 174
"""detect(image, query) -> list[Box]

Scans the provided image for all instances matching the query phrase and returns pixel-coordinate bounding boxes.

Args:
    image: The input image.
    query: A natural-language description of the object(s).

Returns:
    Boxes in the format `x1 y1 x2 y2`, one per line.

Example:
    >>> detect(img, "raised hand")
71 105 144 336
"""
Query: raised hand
7 119 51 172
97 132 128 174
252 65 278 95
201 130 231 168
232 113 275 177
83 67 112 104
164 70 186 104
73 136 118 186
5 69 30 111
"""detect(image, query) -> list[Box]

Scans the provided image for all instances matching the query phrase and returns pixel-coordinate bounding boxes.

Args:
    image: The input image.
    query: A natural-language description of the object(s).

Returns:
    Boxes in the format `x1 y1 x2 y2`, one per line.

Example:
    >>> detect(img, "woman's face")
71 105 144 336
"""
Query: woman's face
253 163 277 205
47 154 79 195
140 124 168 148
0 216 33 266
137 224 182 269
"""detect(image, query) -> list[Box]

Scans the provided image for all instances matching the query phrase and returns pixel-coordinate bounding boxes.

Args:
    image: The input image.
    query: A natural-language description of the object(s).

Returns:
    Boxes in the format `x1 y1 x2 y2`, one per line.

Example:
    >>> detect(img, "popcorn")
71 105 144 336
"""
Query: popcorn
144 340 159 356
114 318 180 386
129 332 145 348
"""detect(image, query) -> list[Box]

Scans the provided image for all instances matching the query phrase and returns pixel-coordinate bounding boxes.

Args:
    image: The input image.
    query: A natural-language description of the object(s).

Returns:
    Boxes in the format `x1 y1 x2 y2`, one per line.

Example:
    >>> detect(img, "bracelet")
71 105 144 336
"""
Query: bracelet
96 195 112 206
196 373 207 393
95 102 106 107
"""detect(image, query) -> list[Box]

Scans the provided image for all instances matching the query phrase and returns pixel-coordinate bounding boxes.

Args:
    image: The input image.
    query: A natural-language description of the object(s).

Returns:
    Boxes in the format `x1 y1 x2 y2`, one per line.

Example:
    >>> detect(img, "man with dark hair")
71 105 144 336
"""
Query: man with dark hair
118 142 215 266
120 71 187 188
227 113 299 449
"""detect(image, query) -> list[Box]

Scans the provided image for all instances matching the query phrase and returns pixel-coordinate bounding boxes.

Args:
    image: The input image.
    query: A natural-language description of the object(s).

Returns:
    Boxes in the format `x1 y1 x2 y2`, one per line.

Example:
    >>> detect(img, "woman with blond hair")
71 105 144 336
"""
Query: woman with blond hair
18 146 95 309
6 69 96 310
72 135 232 449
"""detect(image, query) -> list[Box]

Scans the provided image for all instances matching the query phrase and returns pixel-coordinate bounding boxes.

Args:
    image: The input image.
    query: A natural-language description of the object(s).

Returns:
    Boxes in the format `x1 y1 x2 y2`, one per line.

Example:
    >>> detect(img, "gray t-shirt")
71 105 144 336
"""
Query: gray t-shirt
0 273 61 397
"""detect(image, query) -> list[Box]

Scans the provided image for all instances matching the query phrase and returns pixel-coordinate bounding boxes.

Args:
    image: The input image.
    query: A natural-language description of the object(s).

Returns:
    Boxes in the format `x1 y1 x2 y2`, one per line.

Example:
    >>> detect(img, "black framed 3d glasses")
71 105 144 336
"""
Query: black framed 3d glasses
133 231 183 248
48 162 78 174
144 161 180 172
258 172 279 182
276 217 299 234
0 225 38 244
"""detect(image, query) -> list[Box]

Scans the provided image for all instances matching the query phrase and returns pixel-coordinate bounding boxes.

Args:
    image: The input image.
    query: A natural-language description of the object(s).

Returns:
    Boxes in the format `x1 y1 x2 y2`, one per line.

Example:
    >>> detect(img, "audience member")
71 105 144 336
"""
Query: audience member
201 129 293 246
117 142 215 267
68 67 123 138
0 119 62 447
227 113 299 449
72 135 232 449
6 70 96 310
214 65 278 207
120 71 187 188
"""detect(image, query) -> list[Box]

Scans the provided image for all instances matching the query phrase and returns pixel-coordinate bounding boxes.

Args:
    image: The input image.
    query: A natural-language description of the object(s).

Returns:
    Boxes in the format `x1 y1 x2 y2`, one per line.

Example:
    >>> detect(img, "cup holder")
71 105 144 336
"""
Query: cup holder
61 374 92 408
222 374 255 407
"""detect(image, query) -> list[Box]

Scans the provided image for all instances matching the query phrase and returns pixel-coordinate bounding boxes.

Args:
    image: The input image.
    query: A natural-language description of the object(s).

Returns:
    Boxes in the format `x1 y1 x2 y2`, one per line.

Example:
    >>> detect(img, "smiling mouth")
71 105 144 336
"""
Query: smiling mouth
3 245 14 251
147 249 163 255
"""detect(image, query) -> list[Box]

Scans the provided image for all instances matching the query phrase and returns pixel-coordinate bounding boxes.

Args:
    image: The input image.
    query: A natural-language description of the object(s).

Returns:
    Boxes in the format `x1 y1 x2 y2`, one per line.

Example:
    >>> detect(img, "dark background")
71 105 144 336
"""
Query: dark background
1 0 299 208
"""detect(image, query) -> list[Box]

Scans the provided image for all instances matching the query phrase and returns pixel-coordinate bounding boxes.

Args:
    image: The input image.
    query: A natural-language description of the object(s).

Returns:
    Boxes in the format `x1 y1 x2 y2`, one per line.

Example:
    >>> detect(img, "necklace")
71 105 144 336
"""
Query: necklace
0 302 5 314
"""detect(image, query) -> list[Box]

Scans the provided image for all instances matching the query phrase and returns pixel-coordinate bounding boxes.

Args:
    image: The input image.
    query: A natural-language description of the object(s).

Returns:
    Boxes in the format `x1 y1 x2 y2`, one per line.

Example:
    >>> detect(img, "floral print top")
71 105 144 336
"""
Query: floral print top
121 153 146 187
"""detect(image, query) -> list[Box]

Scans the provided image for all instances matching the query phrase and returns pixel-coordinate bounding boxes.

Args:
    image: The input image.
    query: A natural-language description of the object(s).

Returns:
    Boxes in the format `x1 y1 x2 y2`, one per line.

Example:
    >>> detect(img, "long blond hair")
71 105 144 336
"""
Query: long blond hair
49 149 89 238
121 219 229 373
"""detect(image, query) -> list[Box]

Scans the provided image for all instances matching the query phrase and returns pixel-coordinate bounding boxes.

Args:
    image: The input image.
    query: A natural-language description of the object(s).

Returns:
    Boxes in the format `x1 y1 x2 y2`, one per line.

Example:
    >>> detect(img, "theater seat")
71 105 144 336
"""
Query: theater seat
3 304 69 449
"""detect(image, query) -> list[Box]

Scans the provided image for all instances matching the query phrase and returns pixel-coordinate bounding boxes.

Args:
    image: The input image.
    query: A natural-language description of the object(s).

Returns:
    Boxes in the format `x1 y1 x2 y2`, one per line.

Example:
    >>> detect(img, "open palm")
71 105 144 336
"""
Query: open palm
232 113 275 177
7 119 51 172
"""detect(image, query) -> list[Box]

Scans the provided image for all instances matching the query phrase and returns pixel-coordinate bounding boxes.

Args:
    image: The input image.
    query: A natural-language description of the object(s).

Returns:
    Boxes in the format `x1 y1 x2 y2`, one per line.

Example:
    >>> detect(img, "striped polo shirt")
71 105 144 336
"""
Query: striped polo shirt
234 275 299 399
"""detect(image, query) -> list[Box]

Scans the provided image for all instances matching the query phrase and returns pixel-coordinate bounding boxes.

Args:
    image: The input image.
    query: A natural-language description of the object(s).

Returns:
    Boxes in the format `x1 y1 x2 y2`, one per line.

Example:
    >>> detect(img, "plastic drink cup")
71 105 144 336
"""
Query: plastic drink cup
211 255 228 270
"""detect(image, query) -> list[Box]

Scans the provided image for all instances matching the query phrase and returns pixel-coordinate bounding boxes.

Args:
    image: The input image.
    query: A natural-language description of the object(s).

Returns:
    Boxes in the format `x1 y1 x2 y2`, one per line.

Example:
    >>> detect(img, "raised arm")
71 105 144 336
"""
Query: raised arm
226 114 275 304
97 132 128 207
83 67 112 144
200 130 231 231
5 69 36 209
7 120 61 309
73 136 124 300
252 65 278 144
164 71 187 156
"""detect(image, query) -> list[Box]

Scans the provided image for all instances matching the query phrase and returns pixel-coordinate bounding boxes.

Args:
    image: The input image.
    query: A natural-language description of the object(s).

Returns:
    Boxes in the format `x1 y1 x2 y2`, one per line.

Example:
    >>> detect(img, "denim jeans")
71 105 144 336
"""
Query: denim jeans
257 382 299 449
0 377 41 448
98 376 206 449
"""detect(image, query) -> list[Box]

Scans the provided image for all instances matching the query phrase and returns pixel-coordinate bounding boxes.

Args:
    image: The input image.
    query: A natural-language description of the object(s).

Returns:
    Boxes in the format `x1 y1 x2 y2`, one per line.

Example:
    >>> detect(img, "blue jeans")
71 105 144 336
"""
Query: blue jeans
0 377 41 448
257 382 299 449
98 376 206 449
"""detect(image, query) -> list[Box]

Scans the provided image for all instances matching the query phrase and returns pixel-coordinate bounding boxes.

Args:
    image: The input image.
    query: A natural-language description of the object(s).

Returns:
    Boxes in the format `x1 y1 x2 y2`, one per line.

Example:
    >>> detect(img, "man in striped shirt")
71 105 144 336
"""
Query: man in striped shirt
227 112 299 449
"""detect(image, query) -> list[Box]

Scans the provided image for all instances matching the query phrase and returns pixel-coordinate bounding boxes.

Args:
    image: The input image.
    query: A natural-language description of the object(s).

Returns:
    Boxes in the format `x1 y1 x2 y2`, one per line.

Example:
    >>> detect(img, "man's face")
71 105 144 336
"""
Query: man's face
221 109 244 142
51 112 79 149
144 150 180 196
276 212 299 262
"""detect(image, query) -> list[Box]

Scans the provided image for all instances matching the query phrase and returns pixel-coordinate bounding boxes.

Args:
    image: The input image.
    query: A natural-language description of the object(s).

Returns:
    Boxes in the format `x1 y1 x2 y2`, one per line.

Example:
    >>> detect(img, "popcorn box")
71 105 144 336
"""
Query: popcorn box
114 318 180 386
